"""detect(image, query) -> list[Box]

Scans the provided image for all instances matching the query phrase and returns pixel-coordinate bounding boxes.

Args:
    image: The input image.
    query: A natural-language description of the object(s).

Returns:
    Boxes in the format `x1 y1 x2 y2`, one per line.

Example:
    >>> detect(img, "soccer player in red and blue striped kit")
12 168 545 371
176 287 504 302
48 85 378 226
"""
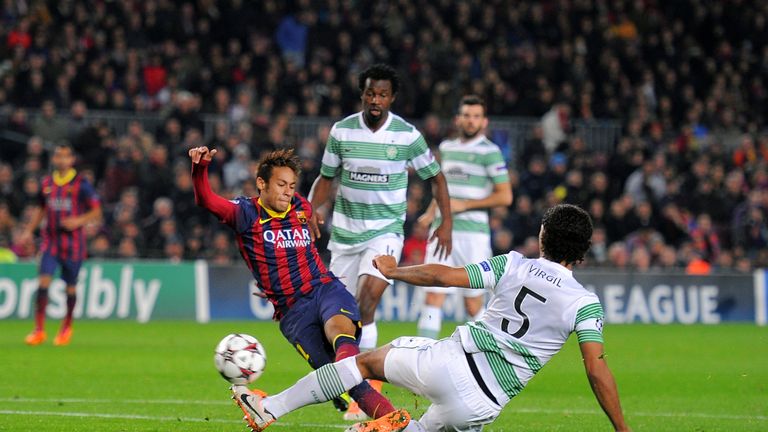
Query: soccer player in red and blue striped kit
24 143 102 346
189 146 397 429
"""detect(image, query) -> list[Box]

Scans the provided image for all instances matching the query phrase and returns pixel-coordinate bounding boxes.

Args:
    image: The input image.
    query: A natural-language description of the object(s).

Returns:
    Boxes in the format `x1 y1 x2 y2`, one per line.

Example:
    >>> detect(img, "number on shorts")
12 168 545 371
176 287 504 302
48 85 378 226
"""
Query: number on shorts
501 286 547 338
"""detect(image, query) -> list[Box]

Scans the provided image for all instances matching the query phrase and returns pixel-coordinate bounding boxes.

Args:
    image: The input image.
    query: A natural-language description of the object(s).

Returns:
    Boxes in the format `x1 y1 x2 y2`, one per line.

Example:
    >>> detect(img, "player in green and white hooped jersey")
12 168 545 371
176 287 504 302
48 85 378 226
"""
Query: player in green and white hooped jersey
417 95 513 340
229 204 630 432
309 64 453 349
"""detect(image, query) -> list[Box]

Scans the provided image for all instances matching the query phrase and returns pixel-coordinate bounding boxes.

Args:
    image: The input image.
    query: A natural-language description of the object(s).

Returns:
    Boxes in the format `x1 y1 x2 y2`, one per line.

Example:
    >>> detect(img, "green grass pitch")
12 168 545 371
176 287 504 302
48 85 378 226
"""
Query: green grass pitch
0 320 765 431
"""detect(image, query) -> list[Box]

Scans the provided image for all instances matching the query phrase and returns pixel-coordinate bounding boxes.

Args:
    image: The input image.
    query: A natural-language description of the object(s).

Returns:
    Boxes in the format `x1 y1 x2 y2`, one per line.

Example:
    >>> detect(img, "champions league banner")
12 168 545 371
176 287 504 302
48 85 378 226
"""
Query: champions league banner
575 271 758 324
204 265 766 325
2 261 765 325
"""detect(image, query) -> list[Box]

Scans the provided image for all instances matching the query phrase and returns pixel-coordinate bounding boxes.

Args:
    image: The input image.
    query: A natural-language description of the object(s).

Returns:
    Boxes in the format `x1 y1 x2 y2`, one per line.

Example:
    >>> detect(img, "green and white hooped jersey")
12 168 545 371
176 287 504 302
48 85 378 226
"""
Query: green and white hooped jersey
433 135 508 234
455 251 605 405
320 112 440 249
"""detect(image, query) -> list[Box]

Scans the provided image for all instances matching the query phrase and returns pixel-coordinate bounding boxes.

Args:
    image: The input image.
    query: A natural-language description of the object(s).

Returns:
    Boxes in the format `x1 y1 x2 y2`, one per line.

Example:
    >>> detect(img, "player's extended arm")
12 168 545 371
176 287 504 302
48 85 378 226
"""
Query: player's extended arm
429 172 453 258
190 146 237 225
452 181 513 213
372 254 470 288
308 175 333 240
580 342 631 432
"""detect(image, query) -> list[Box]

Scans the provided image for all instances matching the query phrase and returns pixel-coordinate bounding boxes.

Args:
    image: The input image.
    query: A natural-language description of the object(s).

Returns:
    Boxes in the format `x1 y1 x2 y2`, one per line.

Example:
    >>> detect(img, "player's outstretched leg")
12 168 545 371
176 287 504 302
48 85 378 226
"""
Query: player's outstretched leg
231 386 276 431
343 409 411 432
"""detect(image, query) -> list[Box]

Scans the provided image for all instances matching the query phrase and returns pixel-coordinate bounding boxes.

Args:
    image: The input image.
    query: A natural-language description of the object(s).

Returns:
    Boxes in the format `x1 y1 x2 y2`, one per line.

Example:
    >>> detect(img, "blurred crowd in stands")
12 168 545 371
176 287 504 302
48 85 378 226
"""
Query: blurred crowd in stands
1 0 768 273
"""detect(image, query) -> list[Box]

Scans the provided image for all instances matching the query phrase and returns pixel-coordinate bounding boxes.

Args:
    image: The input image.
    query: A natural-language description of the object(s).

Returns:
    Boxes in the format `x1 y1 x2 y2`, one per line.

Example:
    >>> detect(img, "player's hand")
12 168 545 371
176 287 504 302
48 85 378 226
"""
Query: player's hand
429 221 452 260
188 146 217 164
60 216 81 231
308 211 324 241
450 198 468 213
372 254 398 278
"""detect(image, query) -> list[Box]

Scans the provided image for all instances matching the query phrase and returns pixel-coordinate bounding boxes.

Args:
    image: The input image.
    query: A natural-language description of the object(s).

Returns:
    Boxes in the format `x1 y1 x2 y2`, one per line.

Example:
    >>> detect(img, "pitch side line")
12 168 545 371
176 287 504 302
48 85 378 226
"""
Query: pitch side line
0 410 343 429
0 397 231 405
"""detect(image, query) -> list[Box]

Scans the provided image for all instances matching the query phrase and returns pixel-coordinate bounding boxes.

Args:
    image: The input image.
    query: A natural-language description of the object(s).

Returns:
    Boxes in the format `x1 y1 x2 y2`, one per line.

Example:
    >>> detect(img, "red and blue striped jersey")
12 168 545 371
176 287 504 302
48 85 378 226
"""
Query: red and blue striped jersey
38 172 101 261
192 161 335 319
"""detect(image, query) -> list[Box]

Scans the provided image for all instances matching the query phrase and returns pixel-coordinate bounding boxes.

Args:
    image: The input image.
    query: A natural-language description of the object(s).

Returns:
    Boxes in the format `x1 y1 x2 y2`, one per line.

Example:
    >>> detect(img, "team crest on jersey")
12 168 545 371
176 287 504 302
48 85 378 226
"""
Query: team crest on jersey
386 145 398 160
43 186 51 194
296 211 307 224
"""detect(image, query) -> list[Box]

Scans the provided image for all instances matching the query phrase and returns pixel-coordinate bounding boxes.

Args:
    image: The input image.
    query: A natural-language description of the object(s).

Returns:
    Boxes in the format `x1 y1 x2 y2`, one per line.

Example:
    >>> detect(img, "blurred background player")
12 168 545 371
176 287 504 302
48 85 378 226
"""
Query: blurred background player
308 64 453 420
231 204 630 432
190 146 396 421
417 95 513 338
23 143 102 346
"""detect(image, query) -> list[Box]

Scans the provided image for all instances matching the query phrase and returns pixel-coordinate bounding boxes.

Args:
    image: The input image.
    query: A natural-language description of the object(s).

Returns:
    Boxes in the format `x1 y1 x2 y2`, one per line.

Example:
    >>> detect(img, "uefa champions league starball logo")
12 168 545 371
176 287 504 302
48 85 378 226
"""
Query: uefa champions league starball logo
595 317 604 332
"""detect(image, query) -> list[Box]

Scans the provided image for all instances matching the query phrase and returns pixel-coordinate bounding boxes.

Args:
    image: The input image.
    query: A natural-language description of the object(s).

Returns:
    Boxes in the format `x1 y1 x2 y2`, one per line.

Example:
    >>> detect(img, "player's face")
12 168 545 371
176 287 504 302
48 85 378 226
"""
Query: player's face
361 79 395 125
52 147 75 172
258 166 297 213
456 104 488 140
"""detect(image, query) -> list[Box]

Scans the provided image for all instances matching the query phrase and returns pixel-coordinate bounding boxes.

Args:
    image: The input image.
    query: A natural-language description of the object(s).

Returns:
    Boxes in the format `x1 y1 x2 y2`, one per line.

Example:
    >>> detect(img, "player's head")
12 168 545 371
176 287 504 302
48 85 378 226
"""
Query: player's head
359 64 399 124
51 143 75 172
539 204 593 266
255 149 300 212
456 95 488 140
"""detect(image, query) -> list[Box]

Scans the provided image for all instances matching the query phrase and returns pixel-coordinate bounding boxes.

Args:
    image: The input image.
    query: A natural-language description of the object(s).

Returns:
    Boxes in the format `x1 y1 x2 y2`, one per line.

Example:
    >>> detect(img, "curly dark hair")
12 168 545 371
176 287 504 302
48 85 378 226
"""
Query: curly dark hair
540 204 593 265
358 64 400 94
256 148 301 182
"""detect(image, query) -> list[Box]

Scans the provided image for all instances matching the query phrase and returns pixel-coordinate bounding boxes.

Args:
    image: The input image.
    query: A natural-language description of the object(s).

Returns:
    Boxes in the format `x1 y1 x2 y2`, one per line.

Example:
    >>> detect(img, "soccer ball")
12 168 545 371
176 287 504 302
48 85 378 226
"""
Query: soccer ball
214 333 267 384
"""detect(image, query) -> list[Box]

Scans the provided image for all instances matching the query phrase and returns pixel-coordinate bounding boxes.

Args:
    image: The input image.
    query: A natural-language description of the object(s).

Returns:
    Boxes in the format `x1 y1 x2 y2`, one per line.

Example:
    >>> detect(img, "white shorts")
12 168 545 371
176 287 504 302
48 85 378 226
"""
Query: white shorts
329 234 403 294
423 232 490 298
384 336 501 431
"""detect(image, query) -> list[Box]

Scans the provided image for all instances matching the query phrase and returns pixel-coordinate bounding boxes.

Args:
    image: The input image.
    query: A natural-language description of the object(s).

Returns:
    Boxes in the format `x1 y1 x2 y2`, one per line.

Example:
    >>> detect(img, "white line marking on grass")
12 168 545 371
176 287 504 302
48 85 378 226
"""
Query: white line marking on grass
0 410 345 430
2 398 766 423
0 397 231 405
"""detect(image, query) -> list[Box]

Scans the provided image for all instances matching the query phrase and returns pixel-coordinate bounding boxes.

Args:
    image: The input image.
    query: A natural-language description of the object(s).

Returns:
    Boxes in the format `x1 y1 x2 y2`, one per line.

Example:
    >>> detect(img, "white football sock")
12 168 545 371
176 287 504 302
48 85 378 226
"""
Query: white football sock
417 305 442 339
359 322 378 351
263 356 363 418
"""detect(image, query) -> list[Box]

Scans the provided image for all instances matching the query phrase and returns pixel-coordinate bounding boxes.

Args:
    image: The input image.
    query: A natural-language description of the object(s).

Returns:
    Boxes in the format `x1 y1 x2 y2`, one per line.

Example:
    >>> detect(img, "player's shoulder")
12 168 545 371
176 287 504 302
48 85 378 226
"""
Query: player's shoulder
292 193 311 208
231 195 256 209
385 113 418 134
332 113 363 131
477 136 504 153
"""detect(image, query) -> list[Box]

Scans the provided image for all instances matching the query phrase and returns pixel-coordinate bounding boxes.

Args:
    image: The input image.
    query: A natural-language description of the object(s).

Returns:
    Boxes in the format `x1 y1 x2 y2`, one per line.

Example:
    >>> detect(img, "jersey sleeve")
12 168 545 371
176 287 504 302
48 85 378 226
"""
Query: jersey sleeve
319 126 342 178
463 251 521 292
230 196 256 234
78 178 102 209
408 134 440 180
573 297 605 344
485 148 509 184
192 160 239 227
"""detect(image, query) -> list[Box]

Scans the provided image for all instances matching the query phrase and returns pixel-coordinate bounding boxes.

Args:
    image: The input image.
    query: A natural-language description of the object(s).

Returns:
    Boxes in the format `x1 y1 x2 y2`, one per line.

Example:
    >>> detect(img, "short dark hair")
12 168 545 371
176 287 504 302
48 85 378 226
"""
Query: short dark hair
256 149 300 182
459 94 486 115
358 64 399 94
540 204 593 265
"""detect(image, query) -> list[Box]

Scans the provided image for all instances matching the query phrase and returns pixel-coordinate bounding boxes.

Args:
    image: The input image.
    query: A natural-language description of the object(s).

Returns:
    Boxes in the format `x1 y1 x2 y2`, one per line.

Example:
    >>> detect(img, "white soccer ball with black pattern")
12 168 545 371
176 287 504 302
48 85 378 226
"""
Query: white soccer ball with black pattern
214 333 267 384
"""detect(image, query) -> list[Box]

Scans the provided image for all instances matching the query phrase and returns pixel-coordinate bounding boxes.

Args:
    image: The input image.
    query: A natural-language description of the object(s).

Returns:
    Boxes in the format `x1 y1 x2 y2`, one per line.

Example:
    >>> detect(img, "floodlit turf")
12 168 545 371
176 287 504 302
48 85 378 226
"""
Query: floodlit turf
0 320 766 431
